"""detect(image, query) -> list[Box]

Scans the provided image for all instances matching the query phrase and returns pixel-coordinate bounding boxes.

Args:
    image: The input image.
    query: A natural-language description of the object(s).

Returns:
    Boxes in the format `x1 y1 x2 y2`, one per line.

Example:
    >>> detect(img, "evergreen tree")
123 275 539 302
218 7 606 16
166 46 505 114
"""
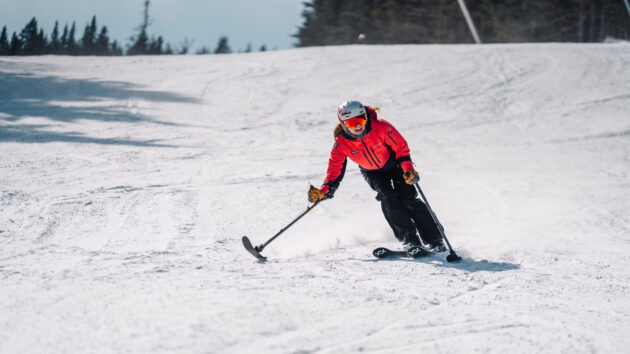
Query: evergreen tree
128 0 151 55
20 17 44 55
214 36 231 54
147 35 164 54
110 40 123 55
128 28 148 54
10 32 22 55
38 28 47 53
67 22 77 54
50 21 60 53
96 26 110 55
244 42 252 53
81 15 98 54
0 26 9 55
196 46 211 54
60 24 69 54
259 44 267 52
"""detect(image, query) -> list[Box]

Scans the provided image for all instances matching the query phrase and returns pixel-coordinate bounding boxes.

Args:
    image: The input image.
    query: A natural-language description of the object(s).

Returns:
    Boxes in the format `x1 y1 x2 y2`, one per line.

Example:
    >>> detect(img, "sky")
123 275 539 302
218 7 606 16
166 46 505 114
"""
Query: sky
0 0 306 52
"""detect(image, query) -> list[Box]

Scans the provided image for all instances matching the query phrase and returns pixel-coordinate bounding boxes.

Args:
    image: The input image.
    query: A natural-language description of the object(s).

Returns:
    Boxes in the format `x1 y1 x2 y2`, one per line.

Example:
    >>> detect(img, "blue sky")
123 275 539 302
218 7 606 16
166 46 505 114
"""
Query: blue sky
0 0 306 51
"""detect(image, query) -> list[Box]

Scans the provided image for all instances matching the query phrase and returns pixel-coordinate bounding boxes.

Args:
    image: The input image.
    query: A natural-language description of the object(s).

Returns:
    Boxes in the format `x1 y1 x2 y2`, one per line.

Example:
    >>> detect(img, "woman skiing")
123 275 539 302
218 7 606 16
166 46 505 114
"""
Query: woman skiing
308 100 446 252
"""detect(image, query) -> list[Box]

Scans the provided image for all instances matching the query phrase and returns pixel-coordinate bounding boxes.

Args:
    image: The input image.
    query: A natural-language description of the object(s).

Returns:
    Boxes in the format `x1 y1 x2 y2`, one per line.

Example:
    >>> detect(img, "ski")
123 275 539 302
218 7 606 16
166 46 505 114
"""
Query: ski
372 246 432 259
242 236 267 261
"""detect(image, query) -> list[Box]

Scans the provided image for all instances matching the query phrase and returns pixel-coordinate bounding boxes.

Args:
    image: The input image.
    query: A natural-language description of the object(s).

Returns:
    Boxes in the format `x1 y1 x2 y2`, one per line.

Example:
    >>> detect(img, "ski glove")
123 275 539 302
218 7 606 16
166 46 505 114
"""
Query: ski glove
403 170 420 185
308 185 328 203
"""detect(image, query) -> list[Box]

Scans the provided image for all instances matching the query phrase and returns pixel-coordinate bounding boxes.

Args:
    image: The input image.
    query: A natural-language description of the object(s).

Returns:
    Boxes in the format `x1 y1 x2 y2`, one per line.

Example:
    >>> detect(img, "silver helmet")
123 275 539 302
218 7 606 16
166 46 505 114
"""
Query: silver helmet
337 100 366 122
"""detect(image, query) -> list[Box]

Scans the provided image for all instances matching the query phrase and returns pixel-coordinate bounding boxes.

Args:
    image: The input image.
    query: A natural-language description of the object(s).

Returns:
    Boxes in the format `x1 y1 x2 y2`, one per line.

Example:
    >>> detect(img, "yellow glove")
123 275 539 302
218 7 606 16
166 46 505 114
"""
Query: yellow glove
403 170 420 185
308 185 327 203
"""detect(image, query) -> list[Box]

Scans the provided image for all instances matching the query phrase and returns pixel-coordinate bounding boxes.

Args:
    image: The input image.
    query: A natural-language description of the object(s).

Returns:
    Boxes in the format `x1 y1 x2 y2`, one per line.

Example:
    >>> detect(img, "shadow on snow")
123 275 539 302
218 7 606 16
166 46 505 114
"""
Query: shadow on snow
0 71 200 147
366 256 520 273
434 257 520 272
0 124 174 147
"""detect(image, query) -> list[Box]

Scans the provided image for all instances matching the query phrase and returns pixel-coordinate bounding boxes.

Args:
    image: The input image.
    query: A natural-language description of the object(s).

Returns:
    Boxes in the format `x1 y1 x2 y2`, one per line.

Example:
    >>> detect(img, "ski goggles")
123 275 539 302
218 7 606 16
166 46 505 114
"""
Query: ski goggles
343 114 367 129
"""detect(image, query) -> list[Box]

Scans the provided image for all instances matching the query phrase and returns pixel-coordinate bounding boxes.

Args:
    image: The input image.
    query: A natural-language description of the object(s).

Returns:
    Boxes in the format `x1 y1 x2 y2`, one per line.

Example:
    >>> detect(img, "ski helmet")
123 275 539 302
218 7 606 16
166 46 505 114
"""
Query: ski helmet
337 100 366 123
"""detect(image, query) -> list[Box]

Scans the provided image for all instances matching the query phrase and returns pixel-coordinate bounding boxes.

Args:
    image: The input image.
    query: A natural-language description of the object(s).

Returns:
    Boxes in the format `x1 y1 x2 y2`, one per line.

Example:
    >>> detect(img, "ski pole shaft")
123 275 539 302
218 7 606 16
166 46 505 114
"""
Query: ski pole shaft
413 183 460 258
257 200 321 251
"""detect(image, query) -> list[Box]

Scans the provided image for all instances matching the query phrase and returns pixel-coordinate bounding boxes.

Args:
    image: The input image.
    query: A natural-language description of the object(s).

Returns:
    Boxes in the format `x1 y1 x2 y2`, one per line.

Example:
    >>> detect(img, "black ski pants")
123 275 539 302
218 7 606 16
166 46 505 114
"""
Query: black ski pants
361 165 442 247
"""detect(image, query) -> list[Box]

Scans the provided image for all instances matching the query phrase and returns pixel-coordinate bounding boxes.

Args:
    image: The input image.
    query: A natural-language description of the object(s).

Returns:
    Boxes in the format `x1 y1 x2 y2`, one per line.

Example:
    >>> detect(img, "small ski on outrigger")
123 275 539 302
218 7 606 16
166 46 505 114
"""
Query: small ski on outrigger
372 245 434 259
242 199 322 261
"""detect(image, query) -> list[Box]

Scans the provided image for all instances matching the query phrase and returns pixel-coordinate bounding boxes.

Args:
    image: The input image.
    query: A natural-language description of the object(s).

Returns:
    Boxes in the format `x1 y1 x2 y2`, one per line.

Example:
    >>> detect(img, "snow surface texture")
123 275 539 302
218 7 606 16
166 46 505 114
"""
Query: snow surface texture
1 43 629 353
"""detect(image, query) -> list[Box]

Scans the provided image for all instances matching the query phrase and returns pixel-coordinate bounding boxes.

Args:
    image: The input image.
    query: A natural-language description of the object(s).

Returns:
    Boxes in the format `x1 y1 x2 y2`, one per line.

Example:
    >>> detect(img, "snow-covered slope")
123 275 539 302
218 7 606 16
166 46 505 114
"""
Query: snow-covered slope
1 43 629 353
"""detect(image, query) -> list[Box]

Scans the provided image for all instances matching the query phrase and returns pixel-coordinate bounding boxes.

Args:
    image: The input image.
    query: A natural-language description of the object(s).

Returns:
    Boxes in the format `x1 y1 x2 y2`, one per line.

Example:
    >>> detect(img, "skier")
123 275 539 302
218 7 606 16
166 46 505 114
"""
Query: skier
308 100 446 252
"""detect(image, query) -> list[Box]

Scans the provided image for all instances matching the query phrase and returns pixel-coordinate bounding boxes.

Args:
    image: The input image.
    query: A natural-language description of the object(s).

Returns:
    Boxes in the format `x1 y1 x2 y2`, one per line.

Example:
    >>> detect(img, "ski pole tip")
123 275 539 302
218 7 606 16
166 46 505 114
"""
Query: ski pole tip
446 253 462 262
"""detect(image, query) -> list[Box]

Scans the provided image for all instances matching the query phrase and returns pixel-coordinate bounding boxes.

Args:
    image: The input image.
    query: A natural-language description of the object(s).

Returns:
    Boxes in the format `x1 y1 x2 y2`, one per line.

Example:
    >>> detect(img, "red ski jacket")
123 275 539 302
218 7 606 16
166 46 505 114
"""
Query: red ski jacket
321 108 414 195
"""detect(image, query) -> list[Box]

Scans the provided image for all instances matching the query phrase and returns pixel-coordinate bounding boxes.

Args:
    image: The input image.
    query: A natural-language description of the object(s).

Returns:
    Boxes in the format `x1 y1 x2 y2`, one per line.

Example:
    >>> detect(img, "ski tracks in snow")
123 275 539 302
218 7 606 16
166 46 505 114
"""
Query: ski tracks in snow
226 251 521 354
2 44 630 353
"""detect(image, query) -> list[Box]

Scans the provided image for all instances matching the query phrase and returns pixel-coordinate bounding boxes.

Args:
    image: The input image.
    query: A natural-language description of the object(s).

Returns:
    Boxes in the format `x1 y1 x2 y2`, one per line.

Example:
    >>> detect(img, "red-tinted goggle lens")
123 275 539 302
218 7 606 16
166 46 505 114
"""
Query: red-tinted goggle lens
344 115 367 129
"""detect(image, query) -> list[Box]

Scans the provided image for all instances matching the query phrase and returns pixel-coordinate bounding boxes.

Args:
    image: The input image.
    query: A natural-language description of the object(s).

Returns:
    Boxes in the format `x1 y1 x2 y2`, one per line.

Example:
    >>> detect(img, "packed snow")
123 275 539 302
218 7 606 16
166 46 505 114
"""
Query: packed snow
1 43 629 353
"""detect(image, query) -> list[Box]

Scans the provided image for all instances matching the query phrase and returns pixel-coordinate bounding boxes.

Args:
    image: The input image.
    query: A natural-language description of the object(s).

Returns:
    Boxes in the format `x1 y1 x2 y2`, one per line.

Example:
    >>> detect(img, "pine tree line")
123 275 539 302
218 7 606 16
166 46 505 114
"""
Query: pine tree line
0 1 269 56
194 37 268 54
295 0 630 46
0 17 123 56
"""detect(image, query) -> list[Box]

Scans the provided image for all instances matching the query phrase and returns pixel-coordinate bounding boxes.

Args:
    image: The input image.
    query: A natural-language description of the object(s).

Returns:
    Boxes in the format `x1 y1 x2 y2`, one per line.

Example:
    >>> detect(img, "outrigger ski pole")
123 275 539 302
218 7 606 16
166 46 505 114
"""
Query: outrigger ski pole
242 199 322 261
413 183 463 262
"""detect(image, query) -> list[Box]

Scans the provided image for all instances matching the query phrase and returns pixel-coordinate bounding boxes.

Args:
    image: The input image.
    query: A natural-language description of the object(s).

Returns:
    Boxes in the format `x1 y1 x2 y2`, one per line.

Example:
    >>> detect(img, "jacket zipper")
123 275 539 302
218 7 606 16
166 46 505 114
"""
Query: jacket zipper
361 151 374 167
369 146 381 164
361 141 379 167
386 133 398 146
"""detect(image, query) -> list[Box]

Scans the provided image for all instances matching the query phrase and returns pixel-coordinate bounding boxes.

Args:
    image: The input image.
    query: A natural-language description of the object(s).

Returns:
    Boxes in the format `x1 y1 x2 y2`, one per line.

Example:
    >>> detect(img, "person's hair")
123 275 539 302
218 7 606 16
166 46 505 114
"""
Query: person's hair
334 123 345 138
